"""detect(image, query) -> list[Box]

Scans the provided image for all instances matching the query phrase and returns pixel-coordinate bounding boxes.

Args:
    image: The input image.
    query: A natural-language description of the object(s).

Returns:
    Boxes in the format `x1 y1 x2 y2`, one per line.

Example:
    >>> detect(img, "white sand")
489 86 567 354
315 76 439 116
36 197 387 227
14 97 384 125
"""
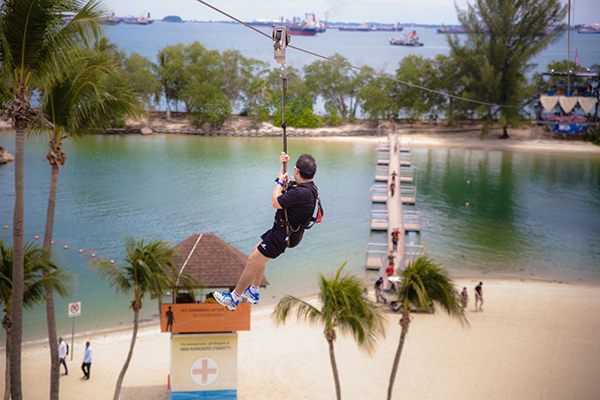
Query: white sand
5 278 600 399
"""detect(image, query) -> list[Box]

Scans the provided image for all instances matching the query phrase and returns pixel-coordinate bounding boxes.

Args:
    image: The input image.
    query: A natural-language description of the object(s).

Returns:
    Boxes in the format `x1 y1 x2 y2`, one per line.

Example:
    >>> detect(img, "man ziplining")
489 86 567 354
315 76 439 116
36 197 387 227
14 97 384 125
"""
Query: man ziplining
214 151 320 311
214 26 322 311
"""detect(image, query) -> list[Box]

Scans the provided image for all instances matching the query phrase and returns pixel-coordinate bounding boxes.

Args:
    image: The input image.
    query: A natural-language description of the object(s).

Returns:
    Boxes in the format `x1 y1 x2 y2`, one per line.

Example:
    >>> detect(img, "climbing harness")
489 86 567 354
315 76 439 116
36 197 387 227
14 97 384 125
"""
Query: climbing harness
281 182 324 247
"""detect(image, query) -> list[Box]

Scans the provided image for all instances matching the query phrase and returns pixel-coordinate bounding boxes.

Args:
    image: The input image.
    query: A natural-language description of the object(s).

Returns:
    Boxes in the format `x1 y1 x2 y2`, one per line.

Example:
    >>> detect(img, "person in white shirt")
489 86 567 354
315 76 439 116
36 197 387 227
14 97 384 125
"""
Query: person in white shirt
58 337 68 375
81 341 92 379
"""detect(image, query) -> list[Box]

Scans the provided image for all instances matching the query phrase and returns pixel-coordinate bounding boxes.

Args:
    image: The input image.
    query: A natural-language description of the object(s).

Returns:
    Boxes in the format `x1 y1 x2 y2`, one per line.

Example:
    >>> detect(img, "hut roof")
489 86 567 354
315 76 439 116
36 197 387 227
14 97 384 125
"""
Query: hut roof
173 233 268 289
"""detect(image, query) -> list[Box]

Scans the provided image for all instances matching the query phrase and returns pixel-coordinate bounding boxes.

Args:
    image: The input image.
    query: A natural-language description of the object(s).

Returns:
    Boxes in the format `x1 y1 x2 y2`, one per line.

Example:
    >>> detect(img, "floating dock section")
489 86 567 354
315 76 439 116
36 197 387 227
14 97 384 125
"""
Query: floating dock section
367 130 424 274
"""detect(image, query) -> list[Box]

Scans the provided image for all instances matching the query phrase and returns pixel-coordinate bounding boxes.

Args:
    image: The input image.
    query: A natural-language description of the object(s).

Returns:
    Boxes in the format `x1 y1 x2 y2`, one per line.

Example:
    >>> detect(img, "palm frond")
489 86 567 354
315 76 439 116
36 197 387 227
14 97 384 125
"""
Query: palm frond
0 0 58 73
91 236 181 302
397 255 468 325
272 295 322 326
58 0 107 46
273 262 387 354
89 259 132 295
0 239 73 314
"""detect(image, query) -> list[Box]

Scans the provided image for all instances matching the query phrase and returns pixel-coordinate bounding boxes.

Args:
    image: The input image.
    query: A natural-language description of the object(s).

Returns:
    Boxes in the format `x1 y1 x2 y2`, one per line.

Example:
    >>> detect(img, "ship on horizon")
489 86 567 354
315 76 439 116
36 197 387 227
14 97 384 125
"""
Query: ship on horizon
576 23 600 34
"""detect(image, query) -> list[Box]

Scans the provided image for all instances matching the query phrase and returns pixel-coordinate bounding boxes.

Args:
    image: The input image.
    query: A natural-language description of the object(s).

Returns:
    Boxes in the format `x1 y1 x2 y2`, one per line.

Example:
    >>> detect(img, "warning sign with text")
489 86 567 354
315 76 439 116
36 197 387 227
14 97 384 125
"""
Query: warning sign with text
160 303 250 333
170 333 238 395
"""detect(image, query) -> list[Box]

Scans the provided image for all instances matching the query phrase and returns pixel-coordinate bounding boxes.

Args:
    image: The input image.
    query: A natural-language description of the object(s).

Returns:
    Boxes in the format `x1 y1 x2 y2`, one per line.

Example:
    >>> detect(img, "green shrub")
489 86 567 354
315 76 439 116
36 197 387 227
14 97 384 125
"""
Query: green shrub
273 99 322 128
323 101 344 126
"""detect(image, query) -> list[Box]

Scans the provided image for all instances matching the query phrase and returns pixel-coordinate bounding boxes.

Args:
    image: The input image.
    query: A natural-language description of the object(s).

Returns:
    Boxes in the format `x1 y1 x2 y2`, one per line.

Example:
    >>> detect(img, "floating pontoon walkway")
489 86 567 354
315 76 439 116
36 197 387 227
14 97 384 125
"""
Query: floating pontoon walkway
367 132 423 272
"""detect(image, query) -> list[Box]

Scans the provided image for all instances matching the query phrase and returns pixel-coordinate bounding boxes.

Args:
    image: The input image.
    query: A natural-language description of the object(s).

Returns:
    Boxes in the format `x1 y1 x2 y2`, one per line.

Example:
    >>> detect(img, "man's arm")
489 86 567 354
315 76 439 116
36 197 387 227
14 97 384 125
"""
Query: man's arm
271 152 289 209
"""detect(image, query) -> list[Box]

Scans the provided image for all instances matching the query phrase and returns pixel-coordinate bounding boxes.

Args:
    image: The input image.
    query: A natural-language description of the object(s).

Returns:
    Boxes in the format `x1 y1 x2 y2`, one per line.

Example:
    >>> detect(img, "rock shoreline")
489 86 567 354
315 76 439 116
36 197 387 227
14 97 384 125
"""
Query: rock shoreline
106 113 506 138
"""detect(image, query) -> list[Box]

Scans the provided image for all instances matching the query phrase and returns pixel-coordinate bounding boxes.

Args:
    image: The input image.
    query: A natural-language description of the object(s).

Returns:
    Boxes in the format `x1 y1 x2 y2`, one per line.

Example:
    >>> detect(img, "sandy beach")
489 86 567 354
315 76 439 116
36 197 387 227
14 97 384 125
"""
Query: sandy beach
4 278 600 400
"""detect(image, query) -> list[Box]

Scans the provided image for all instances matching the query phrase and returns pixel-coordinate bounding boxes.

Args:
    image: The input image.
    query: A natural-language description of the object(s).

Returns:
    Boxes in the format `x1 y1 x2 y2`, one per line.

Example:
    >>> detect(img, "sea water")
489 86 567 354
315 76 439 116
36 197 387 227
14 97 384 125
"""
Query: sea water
104 22 600 79
1 132 600 342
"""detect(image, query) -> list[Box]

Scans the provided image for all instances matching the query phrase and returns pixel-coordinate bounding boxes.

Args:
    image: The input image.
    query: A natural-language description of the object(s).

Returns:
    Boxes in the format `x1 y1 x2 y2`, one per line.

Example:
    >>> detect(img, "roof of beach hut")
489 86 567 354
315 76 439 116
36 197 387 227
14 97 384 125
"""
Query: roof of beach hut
173 233 268 289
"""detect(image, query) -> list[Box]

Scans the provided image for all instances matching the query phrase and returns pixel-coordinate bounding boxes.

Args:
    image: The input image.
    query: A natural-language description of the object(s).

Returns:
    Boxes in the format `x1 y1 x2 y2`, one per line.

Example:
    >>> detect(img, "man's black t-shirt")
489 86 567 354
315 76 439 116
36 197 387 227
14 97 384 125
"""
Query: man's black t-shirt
275 182 317 229
258 181 318 259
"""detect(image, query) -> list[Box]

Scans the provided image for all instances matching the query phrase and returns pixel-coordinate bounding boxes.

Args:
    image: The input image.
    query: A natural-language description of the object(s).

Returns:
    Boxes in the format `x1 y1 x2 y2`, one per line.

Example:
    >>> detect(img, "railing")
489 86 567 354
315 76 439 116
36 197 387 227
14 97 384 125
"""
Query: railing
398 138 412 153
377 148 390 164
370 209 388 230
371 184 388 202
365 243 388 270
404 242 425 266
399 152 412 166
403 210 421 231
377 138 389 150
400 186 416 204
375 165 389 181
399 166 415 182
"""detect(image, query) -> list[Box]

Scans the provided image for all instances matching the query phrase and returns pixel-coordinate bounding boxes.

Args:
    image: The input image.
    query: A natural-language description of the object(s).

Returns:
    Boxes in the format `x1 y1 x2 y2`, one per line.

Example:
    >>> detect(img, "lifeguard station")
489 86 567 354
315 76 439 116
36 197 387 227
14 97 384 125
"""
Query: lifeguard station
161 233 268 400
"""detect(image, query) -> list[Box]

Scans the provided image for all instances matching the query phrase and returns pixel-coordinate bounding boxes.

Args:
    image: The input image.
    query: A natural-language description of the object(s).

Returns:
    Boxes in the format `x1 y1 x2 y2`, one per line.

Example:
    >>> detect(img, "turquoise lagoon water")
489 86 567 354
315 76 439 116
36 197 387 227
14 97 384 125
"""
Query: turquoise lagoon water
1 132 600 341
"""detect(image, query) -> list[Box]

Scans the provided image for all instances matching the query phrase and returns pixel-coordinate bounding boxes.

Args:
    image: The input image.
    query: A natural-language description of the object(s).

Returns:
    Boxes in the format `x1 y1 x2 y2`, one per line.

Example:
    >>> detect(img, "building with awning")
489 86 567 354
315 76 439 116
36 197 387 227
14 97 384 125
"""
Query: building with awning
172 233 268 302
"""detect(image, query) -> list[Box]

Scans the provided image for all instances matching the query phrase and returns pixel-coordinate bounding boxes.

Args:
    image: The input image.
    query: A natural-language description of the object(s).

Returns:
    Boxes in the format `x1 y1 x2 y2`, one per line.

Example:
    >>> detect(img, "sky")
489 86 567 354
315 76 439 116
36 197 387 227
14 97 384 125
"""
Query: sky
102 0 600 26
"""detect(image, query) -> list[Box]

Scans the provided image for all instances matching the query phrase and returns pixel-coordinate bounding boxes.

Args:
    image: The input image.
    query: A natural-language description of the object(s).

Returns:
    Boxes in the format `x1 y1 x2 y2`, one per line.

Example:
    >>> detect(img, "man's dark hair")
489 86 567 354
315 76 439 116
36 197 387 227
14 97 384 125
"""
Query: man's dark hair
295 154 316 179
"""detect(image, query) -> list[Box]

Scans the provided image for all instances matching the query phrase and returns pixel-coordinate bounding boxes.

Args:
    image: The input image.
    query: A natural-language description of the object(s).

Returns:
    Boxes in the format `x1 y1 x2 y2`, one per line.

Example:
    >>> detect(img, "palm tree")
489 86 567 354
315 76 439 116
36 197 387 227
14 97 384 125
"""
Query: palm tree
272 262 386 400
0 240 71 400
386 254 467 400
0 2 105 399
90 236 201 400
34 47 143 400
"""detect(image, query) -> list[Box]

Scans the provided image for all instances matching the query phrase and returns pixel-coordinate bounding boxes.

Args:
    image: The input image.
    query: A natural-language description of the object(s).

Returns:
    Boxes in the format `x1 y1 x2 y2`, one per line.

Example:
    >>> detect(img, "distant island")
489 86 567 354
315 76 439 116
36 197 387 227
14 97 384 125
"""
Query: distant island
163 15 183 23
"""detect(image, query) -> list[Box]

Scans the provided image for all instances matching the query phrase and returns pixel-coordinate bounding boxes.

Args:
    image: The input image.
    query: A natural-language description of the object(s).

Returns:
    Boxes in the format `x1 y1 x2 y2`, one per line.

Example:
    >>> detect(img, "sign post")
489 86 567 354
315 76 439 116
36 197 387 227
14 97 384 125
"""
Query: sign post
67 302 81 361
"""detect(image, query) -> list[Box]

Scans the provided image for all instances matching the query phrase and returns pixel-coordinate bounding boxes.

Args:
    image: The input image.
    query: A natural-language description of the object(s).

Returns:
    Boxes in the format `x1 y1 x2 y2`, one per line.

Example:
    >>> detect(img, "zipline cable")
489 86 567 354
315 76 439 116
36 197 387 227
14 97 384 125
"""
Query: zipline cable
194 0 519 109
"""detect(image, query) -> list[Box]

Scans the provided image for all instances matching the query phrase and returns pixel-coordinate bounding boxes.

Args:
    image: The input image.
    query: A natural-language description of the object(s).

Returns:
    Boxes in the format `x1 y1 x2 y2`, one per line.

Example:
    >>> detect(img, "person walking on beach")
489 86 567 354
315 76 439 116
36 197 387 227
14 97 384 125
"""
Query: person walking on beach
58 337 68 375
214 152 319 311
81 341 92 380
475 282 484 311
461 287 469 310
165 305 175 332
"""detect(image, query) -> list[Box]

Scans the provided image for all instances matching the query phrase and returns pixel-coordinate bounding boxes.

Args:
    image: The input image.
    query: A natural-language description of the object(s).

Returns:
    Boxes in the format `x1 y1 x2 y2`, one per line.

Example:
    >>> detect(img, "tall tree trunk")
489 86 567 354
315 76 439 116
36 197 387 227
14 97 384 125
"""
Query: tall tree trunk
2 316 11 400
113 307 140 400
11 126 25 400
387 313 411 400
43 163 61 400
499 125 510 139
327 337 342 400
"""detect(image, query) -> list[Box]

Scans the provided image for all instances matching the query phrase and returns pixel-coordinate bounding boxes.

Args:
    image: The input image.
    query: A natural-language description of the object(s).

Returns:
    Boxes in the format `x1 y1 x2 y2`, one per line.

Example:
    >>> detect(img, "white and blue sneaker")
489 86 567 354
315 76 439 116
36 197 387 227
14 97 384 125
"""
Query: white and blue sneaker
242 287 260 305
213 291 239 311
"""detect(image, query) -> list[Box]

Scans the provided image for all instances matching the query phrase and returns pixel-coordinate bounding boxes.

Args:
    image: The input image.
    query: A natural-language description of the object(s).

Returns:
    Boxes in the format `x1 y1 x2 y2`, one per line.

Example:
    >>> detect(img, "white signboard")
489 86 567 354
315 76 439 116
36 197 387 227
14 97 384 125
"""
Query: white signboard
68 302 81 317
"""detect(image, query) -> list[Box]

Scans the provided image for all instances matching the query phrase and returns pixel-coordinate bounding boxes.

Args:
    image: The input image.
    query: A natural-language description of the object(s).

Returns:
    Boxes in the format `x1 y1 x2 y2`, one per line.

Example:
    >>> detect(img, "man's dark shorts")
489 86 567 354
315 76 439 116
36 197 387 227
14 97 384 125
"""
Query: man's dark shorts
257 225 304 259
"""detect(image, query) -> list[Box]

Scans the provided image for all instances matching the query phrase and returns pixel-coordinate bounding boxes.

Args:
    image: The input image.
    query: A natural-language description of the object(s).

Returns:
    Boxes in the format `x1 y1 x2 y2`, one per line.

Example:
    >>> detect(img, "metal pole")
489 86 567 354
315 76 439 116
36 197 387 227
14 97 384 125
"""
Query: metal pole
281 74 288 175
567 0 571 94
70 316 74 361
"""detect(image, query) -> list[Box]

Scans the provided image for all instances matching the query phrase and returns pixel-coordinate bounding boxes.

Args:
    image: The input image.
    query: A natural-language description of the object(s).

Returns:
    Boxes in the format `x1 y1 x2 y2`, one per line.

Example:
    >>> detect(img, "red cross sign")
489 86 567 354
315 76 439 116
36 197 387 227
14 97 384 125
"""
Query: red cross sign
190 357 219 386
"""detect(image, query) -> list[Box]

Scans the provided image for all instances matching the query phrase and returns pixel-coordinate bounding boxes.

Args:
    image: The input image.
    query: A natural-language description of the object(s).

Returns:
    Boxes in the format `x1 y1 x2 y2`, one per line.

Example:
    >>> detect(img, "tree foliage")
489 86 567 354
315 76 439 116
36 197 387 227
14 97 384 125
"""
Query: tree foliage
273 262 386 400
387 254 466 400
393 55 445 121
91 236 202 400
0 241 72 400
0 2 106 399
357 69 397 123
448 0 567 138
304 53 369 119
124 52 162 106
